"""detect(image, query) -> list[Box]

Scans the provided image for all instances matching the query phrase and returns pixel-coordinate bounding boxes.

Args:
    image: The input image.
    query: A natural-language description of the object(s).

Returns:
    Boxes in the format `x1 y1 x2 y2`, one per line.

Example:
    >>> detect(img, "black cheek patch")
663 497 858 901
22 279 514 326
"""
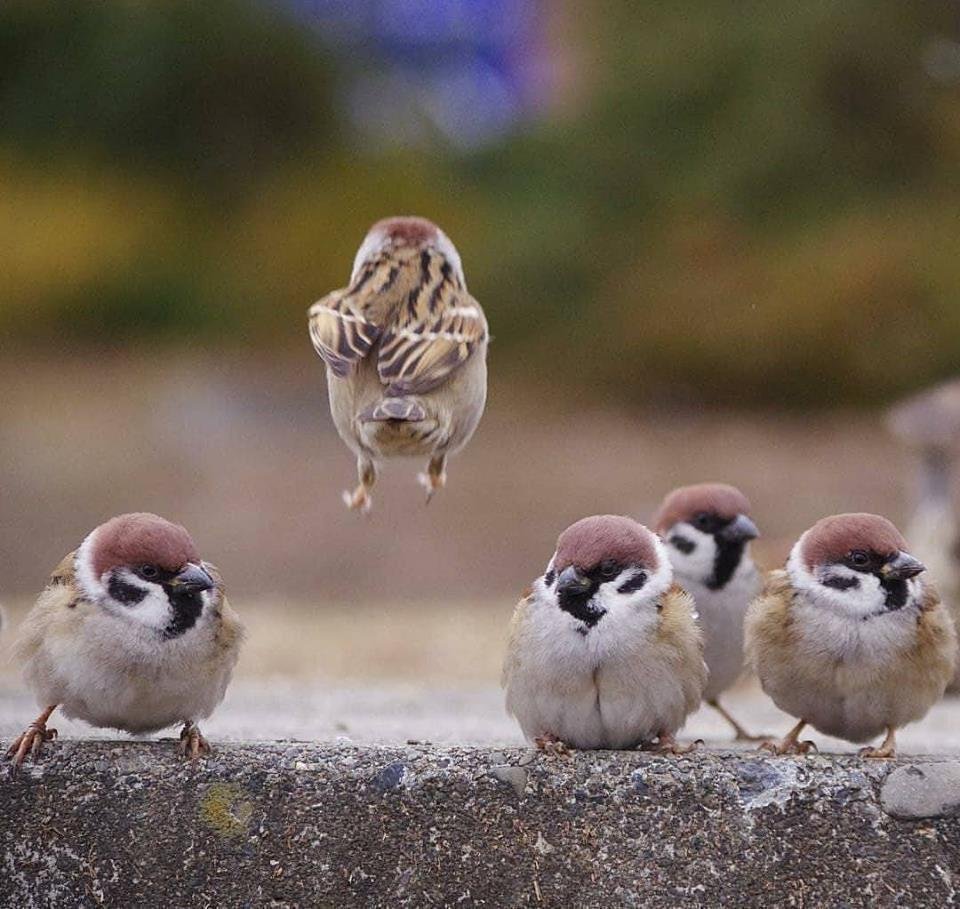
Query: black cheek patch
670 535 696 555
108 575 146 606
823 576 860 591
162 589 204 639
881 578 909 611
617 571 647 594
544 568 556 586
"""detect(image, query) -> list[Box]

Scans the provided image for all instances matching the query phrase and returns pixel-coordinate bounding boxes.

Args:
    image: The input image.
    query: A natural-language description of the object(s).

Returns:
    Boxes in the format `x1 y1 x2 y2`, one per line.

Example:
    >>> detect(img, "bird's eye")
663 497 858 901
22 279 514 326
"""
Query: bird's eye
599 560 620 580
140 565 159 579
848 550 869 568
694 513 712 530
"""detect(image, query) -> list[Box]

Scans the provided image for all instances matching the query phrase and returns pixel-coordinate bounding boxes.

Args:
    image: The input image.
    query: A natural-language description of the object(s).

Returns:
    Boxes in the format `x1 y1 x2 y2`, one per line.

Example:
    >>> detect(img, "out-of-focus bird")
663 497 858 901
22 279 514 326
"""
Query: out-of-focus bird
653 483 761 740
503 515 706 752
745 513 956 758
6 513 244 768
308 216 488 513
887 379 960 691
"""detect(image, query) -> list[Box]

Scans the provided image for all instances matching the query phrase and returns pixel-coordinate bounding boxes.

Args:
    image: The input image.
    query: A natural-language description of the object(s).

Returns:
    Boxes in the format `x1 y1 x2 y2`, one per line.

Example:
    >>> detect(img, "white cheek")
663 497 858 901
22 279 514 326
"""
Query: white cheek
787 542 905 618
103 570 173 631
665 523 717 583
815 566 885 617
597 552 675 627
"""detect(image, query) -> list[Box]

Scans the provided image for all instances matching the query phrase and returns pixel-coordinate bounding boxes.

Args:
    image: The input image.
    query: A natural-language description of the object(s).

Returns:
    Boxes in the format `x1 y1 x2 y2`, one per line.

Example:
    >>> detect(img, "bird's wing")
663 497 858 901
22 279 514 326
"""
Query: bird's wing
307 259 396 377
501 589 534 691
49 550 77 586
377 257 487 396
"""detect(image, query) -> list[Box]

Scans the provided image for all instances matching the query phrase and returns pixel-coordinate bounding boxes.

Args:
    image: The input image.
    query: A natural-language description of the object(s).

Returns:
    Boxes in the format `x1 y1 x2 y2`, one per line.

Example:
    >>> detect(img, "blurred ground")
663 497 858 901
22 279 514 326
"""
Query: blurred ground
3 599 960 755
0 354 924 600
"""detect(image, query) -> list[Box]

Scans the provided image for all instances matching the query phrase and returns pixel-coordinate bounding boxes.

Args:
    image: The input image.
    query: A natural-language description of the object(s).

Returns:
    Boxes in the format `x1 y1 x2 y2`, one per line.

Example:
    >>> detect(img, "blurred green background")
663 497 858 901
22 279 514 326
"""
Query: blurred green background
4 0 960 404
2 0 960 600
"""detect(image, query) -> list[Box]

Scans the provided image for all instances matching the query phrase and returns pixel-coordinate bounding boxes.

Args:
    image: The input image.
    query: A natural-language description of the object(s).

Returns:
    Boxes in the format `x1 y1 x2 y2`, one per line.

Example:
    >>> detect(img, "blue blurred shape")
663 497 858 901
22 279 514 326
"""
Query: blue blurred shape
276 0 546 148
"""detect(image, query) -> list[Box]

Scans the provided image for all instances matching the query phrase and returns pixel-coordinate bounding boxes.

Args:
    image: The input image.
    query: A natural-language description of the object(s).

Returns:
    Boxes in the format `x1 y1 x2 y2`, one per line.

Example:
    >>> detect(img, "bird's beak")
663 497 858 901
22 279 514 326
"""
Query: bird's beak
556 566 593 596
880 552 925 581
169 563 215 593
717 514 759 544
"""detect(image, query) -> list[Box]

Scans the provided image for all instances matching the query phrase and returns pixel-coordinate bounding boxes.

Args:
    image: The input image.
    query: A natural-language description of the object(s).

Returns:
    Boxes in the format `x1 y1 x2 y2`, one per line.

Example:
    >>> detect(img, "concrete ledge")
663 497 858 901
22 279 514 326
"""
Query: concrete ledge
3 742 960 907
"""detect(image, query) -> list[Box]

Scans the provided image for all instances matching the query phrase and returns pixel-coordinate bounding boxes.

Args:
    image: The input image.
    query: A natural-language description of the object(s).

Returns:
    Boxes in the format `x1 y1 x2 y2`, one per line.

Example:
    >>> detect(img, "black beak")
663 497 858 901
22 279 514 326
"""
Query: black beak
880 551 925 581
169 563 214 594
556 566 593 596
717 514 759 544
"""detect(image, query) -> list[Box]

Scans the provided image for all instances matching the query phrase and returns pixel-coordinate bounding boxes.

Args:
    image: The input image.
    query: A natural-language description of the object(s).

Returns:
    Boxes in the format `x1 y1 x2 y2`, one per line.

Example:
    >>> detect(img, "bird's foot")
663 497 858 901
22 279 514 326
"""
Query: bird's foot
858 744 896 760
5 722 58 770
416 469 446 504
179 722 211 760
534 734 571 758
734 730 775 743
760 737 818 756
342 485 373 514
650 733 701 755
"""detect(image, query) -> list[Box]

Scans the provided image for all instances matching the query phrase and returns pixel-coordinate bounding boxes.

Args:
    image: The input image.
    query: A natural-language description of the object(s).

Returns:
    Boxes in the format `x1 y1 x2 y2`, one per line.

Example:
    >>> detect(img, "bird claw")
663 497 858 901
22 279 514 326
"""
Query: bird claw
649 735 701 756
5 723 58 770
342 487 373 514
417 470 446 505
858 745 896 760
760 738 818 756
534 734 571 757
178 723 211 760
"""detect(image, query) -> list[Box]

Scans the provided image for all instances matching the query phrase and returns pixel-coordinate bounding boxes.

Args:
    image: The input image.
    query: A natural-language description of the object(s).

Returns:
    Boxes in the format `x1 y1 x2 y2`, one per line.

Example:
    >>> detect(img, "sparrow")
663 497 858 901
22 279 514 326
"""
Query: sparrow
745 513 956 758
6 513 244 768
887 380 960 691
502 515 706 752
308 216 488 512
653 483 762 740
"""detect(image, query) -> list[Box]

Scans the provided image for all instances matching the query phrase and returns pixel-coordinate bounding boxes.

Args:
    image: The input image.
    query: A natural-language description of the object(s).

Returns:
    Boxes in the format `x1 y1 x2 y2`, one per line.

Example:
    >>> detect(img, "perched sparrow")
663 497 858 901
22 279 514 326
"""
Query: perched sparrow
503 515 706 752
6 513 244 768
308 216 488 512
653 483 762 740
887 380 960 691
745 513 956 758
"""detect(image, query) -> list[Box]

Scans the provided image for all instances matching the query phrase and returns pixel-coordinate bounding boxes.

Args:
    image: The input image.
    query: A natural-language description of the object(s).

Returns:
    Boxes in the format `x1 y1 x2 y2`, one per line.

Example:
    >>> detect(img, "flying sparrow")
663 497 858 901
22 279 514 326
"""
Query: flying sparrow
6 513 244 768
308 216 488 512
653 483 762 740
745 513 956 758
503 515 706 753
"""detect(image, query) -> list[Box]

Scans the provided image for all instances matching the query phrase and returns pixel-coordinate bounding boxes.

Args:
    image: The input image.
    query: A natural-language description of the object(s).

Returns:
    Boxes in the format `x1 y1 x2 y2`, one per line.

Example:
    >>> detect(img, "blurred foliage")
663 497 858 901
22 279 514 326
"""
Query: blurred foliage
1 0 960 405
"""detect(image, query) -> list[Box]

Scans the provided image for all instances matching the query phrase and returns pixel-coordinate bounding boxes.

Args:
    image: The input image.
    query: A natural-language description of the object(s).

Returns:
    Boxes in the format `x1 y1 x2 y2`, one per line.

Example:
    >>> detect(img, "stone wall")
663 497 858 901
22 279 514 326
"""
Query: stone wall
3 742 959 907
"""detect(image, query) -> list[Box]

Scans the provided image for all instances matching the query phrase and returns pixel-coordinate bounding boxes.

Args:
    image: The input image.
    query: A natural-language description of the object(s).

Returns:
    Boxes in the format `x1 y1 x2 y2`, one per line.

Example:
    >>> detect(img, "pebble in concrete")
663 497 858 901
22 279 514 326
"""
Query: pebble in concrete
881 762 960 819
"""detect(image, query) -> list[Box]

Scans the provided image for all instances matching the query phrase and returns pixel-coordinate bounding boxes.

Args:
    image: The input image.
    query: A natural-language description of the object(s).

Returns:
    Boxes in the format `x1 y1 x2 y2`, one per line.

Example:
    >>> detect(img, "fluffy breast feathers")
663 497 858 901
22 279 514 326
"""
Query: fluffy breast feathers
745 569 957 691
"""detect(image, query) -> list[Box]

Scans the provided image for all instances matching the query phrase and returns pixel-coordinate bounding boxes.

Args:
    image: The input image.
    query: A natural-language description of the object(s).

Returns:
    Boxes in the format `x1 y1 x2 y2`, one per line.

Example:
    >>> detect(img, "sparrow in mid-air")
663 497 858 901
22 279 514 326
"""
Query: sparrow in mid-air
6 513 244 768
503 515 706 752
745 513 956 758
653 483 761 740
308 216 488 512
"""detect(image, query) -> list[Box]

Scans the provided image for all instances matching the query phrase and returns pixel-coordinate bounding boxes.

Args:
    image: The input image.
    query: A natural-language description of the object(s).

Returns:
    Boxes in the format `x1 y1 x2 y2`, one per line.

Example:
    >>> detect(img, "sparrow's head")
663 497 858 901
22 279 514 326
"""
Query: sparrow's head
75 513 216 639
653 483 758 590
787 513 925 619
539 515 673 632
350 215 464 284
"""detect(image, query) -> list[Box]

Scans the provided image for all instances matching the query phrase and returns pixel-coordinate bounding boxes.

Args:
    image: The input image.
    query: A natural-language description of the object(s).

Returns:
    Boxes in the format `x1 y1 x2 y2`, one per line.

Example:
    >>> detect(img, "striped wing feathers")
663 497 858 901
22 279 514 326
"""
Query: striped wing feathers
307 256 397 377
378 256 487 395
308 247 486 393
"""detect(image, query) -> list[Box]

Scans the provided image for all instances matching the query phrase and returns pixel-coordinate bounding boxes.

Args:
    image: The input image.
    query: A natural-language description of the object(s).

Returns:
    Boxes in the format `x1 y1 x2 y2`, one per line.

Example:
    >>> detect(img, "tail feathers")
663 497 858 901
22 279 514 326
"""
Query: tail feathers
360 397 427 423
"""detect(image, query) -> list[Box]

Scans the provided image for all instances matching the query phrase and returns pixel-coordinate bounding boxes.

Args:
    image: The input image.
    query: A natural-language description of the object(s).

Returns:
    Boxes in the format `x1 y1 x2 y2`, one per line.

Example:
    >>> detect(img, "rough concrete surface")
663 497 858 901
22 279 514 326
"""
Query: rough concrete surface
4 742 960 908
